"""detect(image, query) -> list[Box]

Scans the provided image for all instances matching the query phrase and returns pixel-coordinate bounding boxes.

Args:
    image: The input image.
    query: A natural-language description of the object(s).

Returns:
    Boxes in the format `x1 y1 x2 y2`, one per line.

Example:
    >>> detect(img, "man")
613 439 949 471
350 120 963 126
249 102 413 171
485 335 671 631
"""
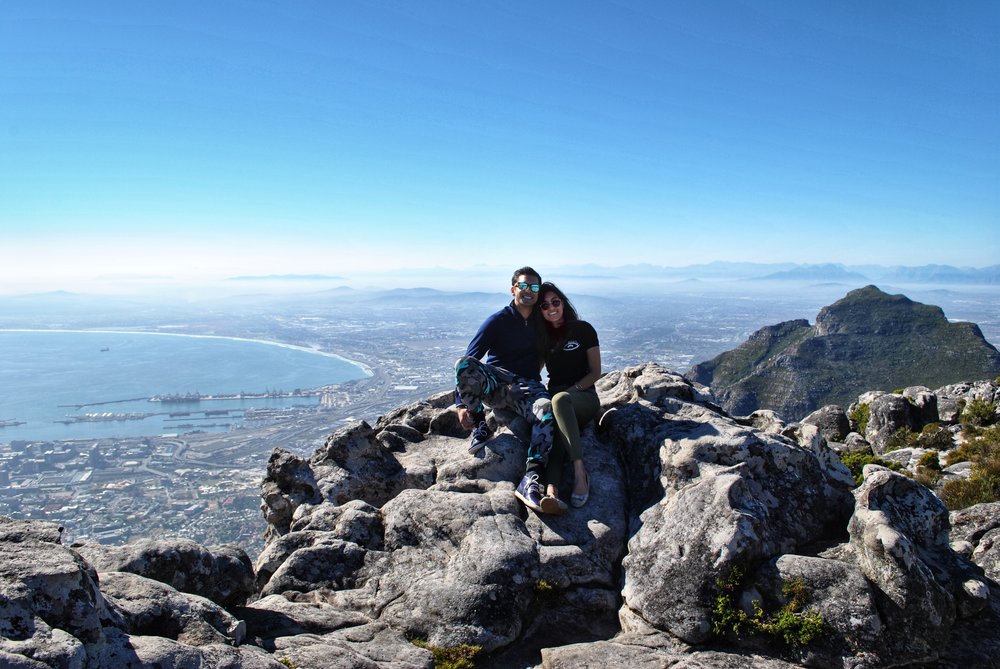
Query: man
454 266 556 513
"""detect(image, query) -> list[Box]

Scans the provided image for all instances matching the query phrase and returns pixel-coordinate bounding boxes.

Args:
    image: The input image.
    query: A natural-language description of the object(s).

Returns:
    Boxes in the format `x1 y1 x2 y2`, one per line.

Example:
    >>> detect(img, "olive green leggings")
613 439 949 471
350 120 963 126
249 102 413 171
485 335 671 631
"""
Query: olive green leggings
544 387 601 488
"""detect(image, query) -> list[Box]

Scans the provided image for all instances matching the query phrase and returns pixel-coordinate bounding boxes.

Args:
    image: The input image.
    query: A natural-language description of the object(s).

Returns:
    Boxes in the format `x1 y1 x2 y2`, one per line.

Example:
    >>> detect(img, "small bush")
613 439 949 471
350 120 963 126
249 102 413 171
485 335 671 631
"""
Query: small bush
961 399 998 427
884 427 917 453
534 579 554 595
849 403 870 434
411 640 482 669
881 423 953 454
839 451 904 486
916 423 954 450
917 450 941 470
914 450 943 488
752 577 824 647
940 425 1000 510
712 568 824 648
712 565 748 637
940 473 1000 510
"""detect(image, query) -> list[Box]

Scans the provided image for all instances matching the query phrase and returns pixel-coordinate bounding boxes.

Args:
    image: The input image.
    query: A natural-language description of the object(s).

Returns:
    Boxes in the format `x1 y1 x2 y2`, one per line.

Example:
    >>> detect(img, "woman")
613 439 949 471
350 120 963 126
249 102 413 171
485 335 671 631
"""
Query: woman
536 282 602 513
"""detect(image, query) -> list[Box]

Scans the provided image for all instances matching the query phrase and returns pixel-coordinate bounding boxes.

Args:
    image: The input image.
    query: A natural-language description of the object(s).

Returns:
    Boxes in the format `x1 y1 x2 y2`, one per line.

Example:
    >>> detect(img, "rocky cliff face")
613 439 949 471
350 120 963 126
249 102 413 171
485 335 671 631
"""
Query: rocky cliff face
3 363 1000 668
686 285 1000 420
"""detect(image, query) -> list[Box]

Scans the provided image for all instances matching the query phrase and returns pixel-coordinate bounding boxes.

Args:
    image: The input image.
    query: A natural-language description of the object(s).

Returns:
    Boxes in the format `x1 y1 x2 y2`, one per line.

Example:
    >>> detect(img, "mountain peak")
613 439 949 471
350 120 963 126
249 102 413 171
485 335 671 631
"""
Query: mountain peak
687 287 1000 419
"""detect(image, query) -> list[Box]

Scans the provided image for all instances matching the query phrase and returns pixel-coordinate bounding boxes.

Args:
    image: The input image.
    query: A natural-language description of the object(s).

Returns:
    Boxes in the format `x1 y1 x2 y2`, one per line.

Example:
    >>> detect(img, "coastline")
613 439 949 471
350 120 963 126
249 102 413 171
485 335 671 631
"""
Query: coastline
0 328 374 378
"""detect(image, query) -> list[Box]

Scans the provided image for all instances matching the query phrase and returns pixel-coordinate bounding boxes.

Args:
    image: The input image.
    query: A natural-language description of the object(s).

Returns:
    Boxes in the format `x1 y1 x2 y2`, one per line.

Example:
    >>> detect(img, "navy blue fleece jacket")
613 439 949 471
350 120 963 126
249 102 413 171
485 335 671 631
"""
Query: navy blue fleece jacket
465 302 542 381
455 302 542 407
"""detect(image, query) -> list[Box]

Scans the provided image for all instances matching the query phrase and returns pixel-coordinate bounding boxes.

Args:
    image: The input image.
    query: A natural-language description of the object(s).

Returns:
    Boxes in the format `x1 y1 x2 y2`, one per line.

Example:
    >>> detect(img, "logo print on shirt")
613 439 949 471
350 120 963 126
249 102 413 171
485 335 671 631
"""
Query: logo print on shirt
563 340 580 351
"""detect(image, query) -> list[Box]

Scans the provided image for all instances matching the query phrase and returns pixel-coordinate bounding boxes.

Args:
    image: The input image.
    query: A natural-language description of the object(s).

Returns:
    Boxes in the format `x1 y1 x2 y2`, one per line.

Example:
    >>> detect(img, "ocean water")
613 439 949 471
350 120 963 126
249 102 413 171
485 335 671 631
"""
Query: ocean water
0 330 370 444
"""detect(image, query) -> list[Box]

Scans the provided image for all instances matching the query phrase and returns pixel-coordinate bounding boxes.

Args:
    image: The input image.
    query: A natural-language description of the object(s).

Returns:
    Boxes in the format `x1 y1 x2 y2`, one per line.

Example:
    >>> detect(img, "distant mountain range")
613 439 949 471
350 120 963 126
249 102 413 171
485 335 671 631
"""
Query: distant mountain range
227 274 347 281
686 285 1000 420
548 262 1000 285
220 263 1000 286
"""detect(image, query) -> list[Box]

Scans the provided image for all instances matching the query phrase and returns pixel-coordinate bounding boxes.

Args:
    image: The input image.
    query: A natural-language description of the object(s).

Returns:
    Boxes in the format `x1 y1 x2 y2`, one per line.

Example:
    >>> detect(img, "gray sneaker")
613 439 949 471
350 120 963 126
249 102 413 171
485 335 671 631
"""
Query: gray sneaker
514 472 544 513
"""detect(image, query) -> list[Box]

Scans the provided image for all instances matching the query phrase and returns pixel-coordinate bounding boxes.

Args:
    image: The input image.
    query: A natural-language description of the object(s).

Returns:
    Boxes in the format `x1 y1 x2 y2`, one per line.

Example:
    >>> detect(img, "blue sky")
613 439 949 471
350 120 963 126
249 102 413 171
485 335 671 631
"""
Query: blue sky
1 1 997 293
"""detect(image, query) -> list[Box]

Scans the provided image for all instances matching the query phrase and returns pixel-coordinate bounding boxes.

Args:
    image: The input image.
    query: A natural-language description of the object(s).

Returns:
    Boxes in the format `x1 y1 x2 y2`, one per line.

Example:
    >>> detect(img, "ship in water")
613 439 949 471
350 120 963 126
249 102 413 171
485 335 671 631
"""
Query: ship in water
149 393 203 403
56 411 157 424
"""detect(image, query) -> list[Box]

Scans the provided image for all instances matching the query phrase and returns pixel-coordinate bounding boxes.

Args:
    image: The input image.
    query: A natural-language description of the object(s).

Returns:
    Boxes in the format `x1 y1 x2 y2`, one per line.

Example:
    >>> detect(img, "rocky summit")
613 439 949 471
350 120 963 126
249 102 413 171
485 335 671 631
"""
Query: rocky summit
3 363 1000 668
686 285 1000 420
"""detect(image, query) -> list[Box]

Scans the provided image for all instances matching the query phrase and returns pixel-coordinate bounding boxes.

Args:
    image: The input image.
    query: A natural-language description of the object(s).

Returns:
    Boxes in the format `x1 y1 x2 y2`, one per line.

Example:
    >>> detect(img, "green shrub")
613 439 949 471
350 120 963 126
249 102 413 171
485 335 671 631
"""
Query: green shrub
712 565 748 637
839 451 904 486
944 424 1000 467
916 423 954 450
940 425 1000 509
914 450 943 488
411 640 482 669
917 450 941 470
711 567 824 648
751 578 825 647
534 579 554 595
961 399 997 427
940 473 1000 510
884 427 917 453
849 403 870 434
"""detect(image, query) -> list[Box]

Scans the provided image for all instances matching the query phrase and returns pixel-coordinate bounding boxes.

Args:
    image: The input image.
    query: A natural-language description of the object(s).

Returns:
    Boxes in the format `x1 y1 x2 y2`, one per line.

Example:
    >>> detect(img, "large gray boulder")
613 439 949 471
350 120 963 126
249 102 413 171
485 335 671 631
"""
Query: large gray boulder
98 571 245 647
255 382 632 656
848 466 989 665
950 501 1000 583
750 554 882 667
72 538 255 610
0 519 113 667
802 404 851 442
862 393 916 454
602 366 855 644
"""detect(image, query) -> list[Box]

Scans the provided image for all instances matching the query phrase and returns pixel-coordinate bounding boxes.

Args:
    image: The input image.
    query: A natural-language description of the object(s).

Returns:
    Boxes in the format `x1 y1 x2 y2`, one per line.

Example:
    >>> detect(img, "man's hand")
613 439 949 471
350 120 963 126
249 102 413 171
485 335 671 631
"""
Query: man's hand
457 405 474 429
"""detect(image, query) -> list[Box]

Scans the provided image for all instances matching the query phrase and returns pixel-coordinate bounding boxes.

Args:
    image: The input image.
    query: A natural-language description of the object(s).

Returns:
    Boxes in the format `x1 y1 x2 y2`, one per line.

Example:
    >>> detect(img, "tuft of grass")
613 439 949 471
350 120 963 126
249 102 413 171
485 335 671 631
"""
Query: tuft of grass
711 565 748 637
883 426 916 453
534 579 554 594
751 577 825 647
883 424 953 453
848 403 870 434
839 451 904 486
277 659 297 669
411 640 482 669
961 399 998 427
914 450 943 489
711 567 824 648
940 424 1000 509
917 423 955 450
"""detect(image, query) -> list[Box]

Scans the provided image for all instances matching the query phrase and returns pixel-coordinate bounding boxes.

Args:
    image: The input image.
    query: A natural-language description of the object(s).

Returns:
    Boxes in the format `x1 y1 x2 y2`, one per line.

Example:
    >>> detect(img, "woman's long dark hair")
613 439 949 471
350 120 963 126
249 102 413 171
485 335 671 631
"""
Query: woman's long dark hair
536 281 579 357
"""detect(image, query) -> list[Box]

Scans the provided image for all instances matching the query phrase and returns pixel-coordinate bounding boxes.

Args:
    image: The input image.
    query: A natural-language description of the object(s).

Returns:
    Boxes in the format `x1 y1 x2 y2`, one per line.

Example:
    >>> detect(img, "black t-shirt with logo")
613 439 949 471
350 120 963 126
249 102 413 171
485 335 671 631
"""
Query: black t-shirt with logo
545 320 599 392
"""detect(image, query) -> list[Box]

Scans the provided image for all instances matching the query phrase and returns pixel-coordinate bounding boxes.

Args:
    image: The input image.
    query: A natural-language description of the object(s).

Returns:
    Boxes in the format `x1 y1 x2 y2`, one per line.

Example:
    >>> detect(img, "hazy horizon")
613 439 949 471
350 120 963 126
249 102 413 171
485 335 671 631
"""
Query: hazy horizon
1 260 999 300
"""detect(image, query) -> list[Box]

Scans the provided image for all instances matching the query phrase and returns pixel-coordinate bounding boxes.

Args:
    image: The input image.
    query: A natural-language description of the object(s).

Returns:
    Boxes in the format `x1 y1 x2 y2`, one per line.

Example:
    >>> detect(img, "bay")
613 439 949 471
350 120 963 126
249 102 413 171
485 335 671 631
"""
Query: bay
0 330 370 443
